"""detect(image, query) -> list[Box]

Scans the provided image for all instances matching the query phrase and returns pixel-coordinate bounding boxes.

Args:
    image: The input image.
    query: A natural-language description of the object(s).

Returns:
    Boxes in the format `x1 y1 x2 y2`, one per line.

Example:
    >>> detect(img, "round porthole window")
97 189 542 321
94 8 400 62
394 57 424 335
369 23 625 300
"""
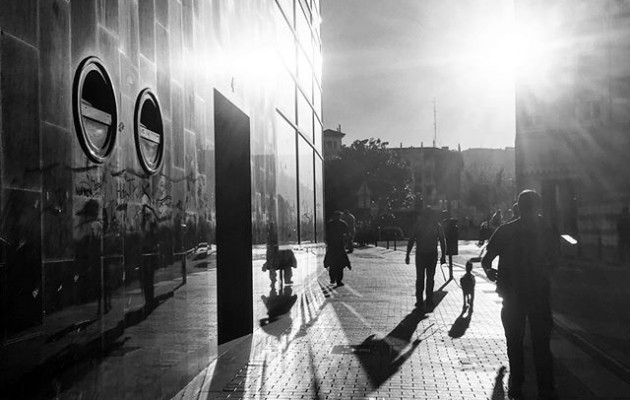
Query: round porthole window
134 89 164 174
72 57 118 163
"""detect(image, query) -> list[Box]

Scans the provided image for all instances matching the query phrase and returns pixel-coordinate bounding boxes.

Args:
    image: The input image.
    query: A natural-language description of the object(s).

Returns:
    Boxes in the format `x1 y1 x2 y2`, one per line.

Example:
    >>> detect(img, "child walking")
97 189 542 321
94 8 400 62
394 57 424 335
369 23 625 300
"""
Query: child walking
460 260 476 312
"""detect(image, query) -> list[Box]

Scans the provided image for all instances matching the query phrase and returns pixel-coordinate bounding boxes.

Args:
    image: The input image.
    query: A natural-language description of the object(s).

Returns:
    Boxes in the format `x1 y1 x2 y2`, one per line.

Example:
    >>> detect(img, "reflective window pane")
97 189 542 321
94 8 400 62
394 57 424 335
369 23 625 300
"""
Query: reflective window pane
314 116 322 154
276 6 295 76
297 48 312 97
276 0 293 27
315 156 324 243
297 90 313 142
296 7 312 61
298 137 315 243
313 41 322 84
278 69 295 123
276 114 298 244
313 84 321 121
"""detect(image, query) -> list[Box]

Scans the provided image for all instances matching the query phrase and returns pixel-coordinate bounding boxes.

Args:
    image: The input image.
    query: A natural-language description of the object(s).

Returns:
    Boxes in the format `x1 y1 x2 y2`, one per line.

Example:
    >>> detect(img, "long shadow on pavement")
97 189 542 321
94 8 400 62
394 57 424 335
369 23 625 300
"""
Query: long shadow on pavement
449 307 473 338
350 309 429 388
490 366 507 400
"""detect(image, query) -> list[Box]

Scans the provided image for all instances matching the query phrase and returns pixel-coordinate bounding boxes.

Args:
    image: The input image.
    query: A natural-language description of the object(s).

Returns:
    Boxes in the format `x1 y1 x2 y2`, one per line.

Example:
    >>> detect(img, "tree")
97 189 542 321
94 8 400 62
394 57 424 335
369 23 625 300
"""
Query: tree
461 167 516 222
325 138 413 219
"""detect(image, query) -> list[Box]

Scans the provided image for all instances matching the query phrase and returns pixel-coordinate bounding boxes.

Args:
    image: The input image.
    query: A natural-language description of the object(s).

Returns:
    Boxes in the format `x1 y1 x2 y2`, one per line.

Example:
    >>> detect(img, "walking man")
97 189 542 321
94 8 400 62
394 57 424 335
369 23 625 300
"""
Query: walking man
405 209 446 311
482 190 559 400
342 209 356 253
324 211 351 286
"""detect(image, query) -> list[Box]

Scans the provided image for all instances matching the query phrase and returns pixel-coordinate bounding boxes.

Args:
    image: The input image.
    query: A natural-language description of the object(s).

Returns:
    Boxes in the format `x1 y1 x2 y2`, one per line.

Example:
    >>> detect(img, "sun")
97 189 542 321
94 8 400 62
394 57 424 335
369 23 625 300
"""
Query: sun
461 12 559 89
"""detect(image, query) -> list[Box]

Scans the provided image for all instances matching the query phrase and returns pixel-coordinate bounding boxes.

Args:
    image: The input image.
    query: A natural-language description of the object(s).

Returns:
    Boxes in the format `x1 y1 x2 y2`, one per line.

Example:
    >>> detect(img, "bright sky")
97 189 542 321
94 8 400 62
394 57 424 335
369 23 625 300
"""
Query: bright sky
321 0 518 150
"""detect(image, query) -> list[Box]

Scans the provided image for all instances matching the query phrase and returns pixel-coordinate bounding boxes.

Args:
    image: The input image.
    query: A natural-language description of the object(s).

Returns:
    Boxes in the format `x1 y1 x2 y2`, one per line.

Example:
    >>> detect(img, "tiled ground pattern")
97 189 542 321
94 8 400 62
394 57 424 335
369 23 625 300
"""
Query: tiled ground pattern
211 248 507 399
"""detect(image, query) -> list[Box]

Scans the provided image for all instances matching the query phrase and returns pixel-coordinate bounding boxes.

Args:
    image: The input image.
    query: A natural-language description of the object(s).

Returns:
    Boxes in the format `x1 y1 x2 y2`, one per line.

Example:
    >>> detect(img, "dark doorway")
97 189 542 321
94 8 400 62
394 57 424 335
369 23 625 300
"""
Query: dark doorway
542 179 577 235
214 90 253 344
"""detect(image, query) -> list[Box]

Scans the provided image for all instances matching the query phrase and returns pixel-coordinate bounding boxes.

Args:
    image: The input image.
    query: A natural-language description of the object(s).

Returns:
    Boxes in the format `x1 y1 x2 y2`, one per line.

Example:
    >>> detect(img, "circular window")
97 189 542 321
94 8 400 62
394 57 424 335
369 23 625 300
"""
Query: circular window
134 89 164 174
72 57 118 163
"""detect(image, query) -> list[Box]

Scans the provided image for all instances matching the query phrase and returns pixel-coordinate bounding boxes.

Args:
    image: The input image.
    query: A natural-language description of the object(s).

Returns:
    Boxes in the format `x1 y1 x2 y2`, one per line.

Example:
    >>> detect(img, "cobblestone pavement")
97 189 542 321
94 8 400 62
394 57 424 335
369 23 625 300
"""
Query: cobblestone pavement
174 245 630 400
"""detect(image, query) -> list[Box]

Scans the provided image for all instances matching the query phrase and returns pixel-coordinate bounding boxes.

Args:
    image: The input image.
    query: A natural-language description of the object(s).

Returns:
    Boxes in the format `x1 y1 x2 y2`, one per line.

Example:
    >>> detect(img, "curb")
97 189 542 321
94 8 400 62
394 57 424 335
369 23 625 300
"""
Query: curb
552 315 630 385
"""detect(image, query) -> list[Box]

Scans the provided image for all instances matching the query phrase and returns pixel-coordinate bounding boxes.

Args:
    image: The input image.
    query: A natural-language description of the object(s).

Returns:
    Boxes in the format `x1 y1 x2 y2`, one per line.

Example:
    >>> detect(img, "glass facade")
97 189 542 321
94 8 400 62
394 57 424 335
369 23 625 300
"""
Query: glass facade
0 0 324 399
315 156 325 242
298 136 316 243
276 114 299 244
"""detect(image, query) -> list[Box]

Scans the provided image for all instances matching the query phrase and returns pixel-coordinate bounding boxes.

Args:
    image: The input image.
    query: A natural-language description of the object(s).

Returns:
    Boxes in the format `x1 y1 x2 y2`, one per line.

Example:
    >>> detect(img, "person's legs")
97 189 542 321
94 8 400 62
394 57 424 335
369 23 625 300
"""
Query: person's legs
502 298 527 397
336 266 344 285
284 267 293 284
528 299 555 398
462 290 468 312
424 253 438 306
328 266 336 284
414 255 426 307
347 233 354 253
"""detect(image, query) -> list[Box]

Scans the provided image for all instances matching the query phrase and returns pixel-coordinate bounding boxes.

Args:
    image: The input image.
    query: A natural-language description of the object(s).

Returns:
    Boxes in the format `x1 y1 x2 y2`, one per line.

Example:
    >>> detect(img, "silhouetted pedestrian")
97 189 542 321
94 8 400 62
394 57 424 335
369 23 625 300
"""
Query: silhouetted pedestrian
617 206 630 265
342 209 356 253
482 190 559 400
460 261 475 312
405 209 446 311
478 221 490 246
324 211 351 286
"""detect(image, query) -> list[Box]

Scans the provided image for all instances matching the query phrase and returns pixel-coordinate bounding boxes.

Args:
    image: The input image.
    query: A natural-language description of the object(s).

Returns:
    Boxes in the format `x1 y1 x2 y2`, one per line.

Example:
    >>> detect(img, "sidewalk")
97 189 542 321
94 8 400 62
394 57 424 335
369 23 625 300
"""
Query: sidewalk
550 258 630 382
173 246 630 399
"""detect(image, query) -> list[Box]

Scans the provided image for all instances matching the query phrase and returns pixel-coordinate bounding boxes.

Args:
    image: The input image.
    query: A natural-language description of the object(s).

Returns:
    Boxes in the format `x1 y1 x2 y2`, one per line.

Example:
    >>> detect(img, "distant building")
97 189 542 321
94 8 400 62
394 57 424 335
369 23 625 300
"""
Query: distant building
460 147 516 224
461 147 515 180
323 126 346 159
393 146 464 211
515 0 630 257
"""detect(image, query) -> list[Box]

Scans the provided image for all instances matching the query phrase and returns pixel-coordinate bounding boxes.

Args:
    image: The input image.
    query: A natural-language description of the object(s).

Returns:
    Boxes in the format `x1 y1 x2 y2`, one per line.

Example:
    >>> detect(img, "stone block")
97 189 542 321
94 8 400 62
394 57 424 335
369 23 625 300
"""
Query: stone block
1 188 43 339
182 0 193 50
98 0 119 33
139 0 155 61
169 0 183 84
71 0 97 65
155 0 169 28
39 0 71 129
172 83 184 168
119 0 139 63
0 0 37 45
156 23 171 120
42 123 73 261
139 54 157 94
1 33 41 190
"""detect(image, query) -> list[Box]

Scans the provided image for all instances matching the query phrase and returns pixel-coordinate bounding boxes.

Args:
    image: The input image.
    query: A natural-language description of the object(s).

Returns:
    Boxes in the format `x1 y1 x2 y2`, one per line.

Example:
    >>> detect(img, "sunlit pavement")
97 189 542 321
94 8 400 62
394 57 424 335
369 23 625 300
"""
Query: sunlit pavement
174 244 630 400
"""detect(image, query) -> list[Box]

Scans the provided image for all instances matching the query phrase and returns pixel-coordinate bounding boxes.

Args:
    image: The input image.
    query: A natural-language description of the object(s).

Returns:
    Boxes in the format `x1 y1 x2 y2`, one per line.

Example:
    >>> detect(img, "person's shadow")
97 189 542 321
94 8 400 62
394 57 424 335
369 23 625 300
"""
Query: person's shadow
448 306 473 338
260 285 298 326
490 366 507 400
355 309 428 388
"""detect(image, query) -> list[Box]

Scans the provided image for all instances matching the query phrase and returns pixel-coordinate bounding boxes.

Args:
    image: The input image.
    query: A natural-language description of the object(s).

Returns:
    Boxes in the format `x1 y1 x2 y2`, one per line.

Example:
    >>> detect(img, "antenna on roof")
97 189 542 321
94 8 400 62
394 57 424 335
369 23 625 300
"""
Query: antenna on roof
433 98 438 148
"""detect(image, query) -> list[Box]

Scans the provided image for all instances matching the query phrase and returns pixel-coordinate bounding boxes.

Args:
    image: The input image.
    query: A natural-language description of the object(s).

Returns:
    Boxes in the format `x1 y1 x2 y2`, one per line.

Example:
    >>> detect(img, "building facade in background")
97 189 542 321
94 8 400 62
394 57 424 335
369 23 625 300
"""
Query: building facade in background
393 146 463 211
0 0 324 398
323 126 346 159
515 0 630 257
460 147 516 224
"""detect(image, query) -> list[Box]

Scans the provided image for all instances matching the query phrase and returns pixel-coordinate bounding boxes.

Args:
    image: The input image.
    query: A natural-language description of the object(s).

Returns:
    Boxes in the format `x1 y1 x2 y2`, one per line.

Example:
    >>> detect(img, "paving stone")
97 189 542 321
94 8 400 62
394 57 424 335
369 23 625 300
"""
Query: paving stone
174 244 630 400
